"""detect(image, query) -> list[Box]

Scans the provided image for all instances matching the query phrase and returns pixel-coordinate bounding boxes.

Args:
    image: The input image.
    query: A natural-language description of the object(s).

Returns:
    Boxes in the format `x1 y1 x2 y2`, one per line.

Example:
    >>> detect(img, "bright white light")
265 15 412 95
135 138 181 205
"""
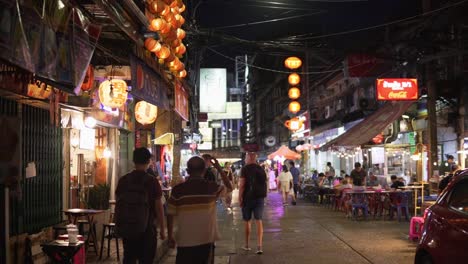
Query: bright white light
103 147 112 158
84 117 97 128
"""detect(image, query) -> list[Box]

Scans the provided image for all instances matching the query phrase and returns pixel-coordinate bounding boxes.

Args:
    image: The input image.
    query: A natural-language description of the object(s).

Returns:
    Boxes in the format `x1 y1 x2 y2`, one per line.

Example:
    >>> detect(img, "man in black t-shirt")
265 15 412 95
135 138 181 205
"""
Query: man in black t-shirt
350 162 366 186
115 148 166 263
390 175 405 189
239 152 267 254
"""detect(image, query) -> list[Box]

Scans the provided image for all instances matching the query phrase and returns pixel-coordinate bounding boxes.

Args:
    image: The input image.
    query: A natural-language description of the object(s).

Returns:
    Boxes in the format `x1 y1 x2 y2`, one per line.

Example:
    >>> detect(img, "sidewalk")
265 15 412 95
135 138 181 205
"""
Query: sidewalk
162 190 416 264
86 230 168 263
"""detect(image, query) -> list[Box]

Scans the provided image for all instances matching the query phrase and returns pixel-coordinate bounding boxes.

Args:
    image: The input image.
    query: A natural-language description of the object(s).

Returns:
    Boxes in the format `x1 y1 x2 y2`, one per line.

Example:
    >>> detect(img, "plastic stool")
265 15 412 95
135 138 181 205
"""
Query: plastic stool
409 217 425 240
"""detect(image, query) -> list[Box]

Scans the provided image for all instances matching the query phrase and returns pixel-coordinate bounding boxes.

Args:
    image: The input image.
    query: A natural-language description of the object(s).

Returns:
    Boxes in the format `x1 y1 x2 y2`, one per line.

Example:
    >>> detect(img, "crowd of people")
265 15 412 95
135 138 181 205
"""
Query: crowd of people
115 149 268 263
113 148 462 263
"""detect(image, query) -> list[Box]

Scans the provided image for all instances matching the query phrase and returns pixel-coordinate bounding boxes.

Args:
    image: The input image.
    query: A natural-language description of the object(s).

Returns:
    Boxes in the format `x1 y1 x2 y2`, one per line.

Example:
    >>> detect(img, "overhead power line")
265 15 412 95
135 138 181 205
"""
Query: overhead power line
283 0 468 40
206 47 366 75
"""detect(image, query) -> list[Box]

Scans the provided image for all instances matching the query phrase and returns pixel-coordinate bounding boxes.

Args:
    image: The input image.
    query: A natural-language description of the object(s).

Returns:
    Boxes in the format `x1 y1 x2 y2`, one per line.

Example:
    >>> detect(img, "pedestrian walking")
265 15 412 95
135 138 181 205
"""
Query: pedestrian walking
223 162 234 213
278 165 296 206
167 156 233 264
202 154 218 183
267 166 277 190
239 152 267 254
289 161 301 199
114 147 166 264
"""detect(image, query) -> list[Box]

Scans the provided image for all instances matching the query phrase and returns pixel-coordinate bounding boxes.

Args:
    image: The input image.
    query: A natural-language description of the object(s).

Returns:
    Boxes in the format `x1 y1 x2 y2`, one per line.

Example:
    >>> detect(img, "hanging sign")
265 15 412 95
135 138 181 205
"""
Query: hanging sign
175 82 189 121
130 55 170 109
376 78 418 101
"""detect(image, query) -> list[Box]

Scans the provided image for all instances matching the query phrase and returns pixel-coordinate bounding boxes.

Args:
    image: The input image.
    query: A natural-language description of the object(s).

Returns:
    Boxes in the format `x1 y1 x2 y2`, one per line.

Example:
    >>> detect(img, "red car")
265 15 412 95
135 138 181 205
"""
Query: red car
415 170 468 264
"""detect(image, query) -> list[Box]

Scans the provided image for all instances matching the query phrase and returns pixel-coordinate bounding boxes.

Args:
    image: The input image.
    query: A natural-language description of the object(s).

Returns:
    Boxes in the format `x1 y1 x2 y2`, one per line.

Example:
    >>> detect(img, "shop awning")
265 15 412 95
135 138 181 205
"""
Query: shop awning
154 133 174 145
320 101 414 150
267 145 301 160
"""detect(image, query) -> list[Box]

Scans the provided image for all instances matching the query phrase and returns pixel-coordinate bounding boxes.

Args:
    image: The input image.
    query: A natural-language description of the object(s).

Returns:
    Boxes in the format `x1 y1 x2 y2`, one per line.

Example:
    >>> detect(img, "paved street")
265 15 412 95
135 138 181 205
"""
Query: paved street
163 190 417 264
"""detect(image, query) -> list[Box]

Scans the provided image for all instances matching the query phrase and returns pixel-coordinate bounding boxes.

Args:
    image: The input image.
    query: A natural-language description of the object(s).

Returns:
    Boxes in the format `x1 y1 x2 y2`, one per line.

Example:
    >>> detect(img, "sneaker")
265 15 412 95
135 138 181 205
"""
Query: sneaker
241 246 251 251
292 201 297 206
256 247 263 254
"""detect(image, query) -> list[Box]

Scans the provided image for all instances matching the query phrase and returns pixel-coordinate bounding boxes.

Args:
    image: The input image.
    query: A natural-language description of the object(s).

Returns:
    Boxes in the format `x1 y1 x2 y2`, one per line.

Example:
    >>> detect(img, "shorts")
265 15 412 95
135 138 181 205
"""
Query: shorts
280 181 290 193
241 198 265 221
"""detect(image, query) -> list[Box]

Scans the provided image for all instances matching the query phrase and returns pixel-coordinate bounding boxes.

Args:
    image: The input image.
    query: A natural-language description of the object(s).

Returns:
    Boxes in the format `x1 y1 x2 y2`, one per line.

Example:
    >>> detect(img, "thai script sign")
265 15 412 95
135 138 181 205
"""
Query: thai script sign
376 78 418 101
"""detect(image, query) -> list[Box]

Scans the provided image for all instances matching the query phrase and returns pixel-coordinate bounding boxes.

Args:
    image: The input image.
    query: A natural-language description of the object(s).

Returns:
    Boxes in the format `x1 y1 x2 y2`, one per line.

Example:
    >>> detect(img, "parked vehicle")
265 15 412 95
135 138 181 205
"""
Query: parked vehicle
415 170 468 264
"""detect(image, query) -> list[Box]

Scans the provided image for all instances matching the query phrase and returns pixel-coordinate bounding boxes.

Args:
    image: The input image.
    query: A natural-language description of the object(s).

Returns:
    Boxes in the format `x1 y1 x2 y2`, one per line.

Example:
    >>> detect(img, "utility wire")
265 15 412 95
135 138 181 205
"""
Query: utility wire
211 12 324 29
207 47 366 74
283 0 468 40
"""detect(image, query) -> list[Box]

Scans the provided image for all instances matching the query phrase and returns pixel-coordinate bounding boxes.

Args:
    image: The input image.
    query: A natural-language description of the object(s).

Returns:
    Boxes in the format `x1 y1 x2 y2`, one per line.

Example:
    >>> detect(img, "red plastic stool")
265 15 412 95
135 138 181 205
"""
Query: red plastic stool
58 234 86 264
409 217 425 241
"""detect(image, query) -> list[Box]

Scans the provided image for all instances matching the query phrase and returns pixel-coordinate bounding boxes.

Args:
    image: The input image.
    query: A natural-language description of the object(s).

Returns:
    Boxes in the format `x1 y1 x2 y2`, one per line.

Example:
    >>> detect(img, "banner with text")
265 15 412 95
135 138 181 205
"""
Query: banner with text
376 78 418 101
130 55 170 109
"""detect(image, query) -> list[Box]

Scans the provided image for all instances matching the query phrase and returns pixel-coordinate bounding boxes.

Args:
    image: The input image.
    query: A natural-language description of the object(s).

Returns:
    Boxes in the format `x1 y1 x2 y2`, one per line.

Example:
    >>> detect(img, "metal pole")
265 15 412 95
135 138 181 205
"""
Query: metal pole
424 0 438 181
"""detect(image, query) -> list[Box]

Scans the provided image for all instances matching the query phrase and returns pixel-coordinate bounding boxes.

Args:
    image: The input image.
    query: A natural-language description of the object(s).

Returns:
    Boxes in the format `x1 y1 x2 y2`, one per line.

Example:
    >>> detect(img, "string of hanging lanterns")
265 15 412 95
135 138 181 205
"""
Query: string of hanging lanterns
284 56 302 131
144 0 187 79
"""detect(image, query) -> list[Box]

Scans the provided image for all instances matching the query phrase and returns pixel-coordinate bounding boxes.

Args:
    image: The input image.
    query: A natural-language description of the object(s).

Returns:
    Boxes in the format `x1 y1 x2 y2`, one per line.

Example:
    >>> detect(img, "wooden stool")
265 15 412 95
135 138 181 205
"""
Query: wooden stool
99 223 120 260
77 219 98 254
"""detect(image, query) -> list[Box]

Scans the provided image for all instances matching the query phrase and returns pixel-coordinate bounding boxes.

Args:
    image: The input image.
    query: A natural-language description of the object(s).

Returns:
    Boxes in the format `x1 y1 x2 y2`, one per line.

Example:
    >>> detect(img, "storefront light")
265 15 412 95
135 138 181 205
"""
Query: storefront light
103 147 112 158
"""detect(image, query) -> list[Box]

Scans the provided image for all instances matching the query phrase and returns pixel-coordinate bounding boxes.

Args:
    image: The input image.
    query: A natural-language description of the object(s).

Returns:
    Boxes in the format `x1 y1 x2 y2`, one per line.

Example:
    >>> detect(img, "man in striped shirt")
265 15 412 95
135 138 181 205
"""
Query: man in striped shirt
167 156 233 264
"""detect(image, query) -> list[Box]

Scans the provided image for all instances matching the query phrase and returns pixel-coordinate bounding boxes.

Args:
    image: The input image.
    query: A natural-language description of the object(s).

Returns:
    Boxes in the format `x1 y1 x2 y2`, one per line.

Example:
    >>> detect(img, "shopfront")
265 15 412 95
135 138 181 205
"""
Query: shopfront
319 101 415 182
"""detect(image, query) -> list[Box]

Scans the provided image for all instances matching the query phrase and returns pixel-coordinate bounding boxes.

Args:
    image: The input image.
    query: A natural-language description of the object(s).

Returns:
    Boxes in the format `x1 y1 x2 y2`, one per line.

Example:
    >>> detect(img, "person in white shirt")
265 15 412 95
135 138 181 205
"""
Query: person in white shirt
278 165 296 205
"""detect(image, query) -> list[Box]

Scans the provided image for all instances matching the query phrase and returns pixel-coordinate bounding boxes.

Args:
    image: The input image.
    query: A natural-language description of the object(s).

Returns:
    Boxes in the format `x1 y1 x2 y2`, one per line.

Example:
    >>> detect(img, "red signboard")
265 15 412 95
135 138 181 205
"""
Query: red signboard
376 78 418 101
347 54 380 77
175 82 189 121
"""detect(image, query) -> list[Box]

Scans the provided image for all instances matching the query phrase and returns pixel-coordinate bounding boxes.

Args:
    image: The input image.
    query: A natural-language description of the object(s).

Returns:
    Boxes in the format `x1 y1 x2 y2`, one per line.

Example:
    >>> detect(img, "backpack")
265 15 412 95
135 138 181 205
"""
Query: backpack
115 172 152 239
244 165 267 200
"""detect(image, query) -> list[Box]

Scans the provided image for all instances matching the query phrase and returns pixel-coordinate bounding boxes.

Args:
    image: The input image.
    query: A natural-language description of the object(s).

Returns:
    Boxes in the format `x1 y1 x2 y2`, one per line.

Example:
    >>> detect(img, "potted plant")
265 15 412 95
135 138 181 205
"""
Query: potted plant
87 184 110 210
87 184 111 243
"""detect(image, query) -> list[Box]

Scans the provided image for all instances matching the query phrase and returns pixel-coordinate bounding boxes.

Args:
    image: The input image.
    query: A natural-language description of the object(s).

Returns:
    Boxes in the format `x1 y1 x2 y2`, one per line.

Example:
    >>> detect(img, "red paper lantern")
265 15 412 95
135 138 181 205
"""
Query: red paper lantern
175 43 186 55
288 101 301 114
288 73 300 85
288 87 300 99
176 28 186 39
178 69 187 78
284 57 302 69
144 38 161 52
150 18 165 31
156 45 171 59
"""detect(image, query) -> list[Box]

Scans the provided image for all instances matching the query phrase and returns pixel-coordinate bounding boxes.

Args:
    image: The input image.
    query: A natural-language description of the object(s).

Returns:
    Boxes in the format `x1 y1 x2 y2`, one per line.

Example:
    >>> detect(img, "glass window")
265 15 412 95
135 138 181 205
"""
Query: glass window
448 178 468 214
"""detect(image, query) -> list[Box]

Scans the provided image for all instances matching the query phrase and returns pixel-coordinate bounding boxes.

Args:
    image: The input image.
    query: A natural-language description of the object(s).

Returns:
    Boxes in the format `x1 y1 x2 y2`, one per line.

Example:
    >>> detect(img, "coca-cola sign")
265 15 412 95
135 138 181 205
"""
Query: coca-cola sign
376 78 418 101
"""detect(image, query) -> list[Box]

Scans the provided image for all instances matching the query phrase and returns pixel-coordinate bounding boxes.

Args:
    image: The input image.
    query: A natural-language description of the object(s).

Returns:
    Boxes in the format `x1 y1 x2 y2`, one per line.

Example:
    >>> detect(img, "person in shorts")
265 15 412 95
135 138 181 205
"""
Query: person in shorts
239 152 267 254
